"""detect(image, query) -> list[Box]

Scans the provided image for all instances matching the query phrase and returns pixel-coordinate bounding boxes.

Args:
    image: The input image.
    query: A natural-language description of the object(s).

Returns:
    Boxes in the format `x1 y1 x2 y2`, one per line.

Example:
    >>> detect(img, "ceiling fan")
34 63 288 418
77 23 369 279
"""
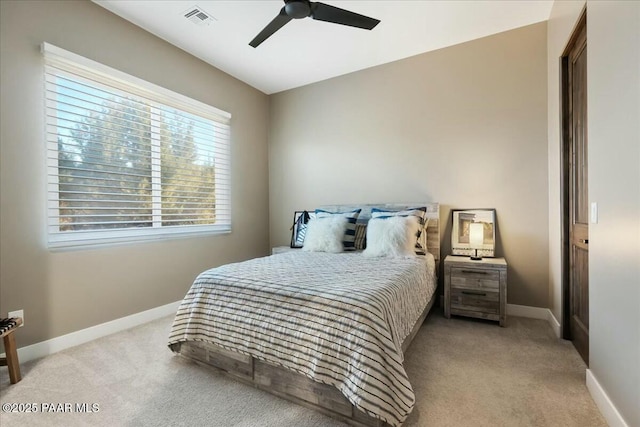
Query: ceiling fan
249 0 381 48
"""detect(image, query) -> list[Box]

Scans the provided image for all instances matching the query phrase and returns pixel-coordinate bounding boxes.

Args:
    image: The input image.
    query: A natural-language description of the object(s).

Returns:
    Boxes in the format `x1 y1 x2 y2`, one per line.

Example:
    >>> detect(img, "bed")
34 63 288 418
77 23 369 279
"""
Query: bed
168 203 440 427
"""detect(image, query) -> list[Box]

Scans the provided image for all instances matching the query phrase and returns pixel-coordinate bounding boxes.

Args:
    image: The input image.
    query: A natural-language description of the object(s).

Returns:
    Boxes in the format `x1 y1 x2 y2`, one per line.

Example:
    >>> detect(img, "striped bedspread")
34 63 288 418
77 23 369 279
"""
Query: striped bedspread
168 251 436 426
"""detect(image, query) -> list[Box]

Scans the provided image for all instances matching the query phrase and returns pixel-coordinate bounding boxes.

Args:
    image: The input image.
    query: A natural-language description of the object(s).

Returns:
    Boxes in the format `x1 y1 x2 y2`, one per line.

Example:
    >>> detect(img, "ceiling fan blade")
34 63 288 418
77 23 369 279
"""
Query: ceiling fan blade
310 2 380 30
249 7 293 48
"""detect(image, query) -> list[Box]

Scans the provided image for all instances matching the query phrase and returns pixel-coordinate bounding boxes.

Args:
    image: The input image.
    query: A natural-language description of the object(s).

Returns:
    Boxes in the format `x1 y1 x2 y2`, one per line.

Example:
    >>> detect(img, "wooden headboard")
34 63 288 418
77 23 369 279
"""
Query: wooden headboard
317 202 441 266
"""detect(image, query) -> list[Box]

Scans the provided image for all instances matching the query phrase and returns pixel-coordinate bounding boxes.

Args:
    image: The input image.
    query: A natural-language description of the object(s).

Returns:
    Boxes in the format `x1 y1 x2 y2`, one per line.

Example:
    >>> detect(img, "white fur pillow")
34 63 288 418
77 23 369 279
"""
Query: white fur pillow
363 216 420 257
302 216 348 253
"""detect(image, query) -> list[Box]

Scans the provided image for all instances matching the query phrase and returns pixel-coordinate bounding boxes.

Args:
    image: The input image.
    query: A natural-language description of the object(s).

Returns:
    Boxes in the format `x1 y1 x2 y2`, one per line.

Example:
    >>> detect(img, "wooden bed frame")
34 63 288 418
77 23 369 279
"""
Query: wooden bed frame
171 203 440 427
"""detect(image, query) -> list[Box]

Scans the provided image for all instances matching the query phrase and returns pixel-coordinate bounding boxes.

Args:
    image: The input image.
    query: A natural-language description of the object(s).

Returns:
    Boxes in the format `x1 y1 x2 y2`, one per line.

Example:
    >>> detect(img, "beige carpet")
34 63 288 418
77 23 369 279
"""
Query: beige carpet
0 308 607 427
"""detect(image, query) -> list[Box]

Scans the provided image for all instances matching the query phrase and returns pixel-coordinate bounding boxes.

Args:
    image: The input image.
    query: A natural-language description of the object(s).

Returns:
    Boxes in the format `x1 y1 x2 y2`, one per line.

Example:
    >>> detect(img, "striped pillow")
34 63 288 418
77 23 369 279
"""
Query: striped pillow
315 209 361 251
354 223 367 250
371 207 428 255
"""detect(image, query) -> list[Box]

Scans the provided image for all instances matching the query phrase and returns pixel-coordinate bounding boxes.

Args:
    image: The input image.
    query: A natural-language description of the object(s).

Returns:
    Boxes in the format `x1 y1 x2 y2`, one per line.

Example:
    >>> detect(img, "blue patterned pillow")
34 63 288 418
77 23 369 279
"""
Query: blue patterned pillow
314 209 361 251
371 207 428 255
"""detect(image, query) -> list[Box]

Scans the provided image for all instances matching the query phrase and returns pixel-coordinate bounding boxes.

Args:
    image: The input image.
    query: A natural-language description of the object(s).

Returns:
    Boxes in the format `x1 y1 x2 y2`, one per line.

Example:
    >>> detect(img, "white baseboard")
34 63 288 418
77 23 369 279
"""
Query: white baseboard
586 369 630 427
546 309 562 338
507 303 561 338
3 301 181 364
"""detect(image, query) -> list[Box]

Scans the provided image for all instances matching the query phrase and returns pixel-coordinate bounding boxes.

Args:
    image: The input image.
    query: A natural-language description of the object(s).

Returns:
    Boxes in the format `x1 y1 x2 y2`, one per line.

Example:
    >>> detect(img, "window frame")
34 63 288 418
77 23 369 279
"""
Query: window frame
42 43 232 250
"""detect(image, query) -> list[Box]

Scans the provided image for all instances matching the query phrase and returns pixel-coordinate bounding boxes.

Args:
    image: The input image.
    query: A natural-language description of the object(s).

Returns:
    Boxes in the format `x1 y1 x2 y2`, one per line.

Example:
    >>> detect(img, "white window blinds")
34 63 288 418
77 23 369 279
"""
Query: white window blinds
43 43 231 249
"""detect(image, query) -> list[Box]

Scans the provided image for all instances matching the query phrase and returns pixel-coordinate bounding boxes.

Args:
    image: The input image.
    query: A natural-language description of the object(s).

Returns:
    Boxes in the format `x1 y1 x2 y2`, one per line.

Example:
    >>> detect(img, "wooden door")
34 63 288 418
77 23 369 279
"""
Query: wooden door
562 12 589 364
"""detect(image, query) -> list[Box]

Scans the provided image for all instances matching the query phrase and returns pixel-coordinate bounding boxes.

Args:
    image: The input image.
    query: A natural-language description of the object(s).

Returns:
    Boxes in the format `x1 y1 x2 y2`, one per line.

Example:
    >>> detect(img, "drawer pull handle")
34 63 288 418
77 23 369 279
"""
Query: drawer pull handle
461 290 487 296
461 270 488 275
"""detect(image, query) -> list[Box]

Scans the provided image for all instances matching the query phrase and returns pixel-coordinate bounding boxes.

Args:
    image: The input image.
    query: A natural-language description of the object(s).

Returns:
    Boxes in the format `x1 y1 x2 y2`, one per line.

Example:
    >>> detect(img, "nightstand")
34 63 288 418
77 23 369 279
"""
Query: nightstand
271 246 300 255
444 255 507 326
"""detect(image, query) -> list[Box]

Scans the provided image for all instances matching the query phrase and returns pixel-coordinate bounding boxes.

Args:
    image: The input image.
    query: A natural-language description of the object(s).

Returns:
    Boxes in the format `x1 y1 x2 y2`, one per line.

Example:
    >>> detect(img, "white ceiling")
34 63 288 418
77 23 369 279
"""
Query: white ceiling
94 1 553 95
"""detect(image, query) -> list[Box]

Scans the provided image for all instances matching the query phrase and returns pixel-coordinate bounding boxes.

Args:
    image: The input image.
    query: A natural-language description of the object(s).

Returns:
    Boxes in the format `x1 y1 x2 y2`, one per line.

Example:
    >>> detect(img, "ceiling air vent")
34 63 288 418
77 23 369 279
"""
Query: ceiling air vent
183 5 215 26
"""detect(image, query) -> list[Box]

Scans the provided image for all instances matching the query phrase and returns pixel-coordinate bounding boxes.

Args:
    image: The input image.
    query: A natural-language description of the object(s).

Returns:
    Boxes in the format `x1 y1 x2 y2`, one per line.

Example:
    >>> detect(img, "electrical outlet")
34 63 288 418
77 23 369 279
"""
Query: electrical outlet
8 310 24 327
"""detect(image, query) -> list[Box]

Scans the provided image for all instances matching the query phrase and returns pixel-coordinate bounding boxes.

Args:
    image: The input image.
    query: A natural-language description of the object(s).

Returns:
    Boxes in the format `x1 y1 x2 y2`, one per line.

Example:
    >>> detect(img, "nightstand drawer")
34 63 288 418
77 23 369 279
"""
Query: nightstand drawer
450 267 500 290
450 288 499 314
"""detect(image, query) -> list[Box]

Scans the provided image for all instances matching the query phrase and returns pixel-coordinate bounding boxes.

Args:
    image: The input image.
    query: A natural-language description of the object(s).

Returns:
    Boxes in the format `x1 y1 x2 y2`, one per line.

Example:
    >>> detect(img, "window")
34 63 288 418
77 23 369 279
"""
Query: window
43 43 231 249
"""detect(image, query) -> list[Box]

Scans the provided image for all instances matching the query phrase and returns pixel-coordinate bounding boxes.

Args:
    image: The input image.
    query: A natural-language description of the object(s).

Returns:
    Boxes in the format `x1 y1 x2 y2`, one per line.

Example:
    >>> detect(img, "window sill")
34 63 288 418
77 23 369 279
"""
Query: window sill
47 227 231 252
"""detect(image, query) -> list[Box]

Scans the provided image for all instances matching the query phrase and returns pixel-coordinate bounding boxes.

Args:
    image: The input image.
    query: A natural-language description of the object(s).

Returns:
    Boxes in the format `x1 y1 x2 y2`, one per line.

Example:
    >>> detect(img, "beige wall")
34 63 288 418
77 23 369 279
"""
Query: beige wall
586 1 640 425
269 23 549 307
547 1 639 425
0 1 270 347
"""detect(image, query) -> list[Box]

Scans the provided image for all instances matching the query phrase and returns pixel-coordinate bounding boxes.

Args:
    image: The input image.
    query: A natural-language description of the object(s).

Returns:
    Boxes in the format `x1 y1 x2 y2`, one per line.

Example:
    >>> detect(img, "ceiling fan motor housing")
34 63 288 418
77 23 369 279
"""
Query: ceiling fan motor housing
285 0 311 19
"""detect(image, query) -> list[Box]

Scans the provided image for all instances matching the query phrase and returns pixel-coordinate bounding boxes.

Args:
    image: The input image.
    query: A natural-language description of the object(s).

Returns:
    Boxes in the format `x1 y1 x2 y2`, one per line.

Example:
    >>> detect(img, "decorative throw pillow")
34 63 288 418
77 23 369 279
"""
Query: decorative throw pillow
354 223 367 250
314 209 362 251
363 216 421 257
371 207 428 255
291 211 314 247
302 216 348 253
295 224 308 247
